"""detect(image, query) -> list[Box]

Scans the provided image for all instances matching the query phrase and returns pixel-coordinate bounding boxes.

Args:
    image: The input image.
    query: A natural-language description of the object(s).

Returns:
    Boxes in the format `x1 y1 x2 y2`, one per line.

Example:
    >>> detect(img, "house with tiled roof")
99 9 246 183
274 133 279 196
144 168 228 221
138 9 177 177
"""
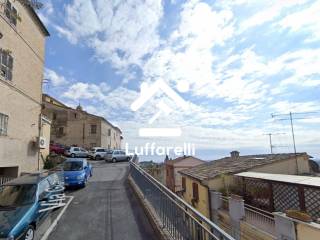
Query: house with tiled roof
179 151 310 219
165 155 205 192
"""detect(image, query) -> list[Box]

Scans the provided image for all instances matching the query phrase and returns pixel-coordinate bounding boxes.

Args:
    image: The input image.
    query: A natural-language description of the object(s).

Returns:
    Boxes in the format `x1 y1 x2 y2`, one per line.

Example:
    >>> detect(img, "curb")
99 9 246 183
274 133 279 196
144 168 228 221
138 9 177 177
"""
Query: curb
128 176 172 240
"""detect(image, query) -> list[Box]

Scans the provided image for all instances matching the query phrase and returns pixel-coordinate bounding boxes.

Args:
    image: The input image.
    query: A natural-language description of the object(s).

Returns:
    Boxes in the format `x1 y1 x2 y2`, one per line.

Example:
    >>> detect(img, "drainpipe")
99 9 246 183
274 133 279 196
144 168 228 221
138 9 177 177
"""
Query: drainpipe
37 113 42 171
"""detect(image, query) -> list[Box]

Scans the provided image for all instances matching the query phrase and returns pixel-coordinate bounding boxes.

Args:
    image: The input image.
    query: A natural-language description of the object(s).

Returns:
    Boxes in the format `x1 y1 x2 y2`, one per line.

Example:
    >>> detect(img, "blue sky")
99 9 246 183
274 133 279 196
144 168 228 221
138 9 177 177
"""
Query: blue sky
39 0 320 161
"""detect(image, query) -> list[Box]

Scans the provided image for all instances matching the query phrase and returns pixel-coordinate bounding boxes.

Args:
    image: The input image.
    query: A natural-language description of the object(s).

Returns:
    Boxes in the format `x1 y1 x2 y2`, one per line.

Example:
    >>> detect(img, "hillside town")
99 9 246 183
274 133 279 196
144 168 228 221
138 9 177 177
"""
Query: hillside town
0 1 320 240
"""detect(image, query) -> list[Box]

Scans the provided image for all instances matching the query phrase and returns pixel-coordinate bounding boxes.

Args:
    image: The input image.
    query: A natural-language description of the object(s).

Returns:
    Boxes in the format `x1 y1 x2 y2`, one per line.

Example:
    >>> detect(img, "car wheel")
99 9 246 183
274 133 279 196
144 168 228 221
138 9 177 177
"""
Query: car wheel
24 225 35 240
95 155 101 160
112 158 116 163
71 153 75 158
126 157 130 161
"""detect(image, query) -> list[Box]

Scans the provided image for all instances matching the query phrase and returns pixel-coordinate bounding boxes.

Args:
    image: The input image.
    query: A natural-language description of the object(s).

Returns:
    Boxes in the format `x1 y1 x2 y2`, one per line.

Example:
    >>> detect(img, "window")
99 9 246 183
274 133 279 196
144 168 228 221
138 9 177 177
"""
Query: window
0 49 13 81
182 177 186 191
4 1 18 26
58 127 64 135
0 113 8 136
192 182 199 201
108 129 111 136
52 113 57 120
91 124 97 134
74 113 77 119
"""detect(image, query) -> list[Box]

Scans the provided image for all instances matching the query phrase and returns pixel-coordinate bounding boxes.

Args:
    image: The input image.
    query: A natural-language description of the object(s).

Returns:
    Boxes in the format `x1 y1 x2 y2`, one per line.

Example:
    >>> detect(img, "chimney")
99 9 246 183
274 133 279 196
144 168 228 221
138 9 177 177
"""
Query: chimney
230 151 240 159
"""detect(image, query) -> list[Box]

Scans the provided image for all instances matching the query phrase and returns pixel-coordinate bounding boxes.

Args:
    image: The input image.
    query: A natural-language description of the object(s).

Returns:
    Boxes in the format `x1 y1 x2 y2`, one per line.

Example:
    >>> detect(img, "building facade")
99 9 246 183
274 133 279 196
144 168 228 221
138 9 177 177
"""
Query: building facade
0 0 49 177
42 94 122 149
165 155 205 192
180 151 310 219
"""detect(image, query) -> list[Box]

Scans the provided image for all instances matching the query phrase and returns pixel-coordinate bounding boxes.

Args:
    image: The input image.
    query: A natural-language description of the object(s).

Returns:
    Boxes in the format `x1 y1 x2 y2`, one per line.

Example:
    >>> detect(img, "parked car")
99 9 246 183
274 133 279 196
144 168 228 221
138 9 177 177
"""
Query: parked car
88 147 109 160
63 159 92 188
49 143 65 155
64 146 88 158
0 172 63 240
104 150 131 163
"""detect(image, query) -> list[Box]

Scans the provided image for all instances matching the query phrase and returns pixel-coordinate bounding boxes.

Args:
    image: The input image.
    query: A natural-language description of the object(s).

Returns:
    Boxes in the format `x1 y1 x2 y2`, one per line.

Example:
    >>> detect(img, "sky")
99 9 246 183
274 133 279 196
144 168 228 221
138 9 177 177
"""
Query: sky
38 0 320 161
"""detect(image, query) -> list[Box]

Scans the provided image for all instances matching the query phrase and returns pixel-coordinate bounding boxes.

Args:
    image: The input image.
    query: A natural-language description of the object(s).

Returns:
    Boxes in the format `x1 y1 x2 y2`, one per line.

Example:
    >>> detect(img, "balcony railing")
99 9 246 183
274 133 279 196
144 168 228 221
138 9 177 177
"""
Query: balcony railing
129 161 234 240
244 204 276 236
0 175 14 185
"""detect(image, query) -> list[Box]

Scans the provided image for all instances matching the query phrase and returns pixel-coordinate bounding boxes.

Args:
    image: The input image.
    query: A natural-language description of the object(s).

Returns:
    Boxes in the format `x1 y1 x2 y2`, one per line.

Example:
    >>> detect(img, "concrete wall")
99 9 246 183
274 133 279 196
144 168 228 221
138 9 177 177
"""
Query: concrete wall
0 1 47 175
252 155 310 175
296 222 320 240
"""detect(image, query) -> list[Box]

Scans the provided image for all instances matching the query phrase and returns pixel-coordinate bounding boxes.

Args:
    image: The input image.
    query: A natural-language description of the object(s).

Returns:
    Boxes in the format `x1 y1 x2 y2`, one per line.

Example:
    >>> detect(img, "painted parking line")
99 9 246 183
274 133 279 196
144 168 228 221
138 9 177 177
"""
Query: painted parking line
40 195 74 240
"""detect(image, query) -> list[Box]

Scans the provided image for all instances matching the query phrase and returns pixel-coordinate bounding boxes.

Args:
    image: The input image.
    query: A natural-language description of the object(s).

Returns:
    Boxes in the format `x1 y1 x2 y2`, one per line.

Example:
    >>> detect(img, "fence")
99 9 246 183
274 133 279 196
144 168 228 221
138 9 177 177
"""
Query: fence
130 161 234 240
243 177 320 220
0 175 14 185
244 204 276 236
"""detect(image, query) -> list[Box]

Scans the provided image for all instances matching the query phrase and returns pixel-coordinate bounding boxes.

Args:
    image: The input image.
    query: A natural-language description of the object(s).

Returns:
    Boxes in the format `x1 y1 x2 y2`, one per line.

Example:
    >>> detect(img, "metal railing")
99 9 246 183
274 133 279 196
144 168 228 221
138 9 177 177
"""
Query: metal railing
129 161 234 240
0 175 14 185
244 204 276 236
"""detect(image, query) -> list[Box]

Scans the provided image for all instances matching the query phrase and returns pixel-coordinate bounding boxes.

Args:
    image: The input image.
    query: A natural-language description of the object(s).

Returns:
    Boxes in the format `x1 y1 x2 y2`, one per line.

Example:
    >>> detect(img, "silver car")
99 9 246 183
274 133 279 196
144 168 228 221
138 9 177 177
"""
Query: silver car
104 150 131 163
64 147 88 158
88 147 108 160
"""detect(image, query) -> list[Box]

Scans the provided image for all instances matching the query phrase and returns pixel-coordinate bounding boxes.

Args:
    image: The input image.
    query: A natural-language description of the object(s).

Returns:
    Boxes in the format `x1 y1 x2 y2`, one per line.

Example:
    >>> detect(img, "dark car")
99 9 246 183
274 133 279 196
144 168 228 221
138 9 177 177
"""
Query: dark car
0 172 64 240
49 143 65 155
63 159 92 188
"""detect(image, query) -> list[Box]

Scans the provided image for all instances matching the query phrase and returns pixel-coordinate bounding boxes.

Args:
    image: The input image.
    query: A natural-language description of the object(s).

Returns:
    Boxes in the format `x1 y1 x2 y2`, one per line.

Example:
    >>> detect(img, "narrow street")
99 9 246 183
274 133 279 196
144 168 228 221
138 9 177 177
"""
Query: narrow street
48 160 159 240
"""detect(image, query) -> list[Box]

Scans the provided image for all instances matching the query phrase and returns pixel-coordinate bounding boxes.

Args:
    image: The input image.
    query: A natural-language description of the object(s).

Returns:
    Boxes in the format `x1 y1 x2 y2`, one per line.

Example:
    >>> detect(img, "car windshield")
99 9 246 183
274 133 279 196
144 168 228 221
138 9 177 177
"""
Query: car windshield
0 184 37 207
63 161 83 171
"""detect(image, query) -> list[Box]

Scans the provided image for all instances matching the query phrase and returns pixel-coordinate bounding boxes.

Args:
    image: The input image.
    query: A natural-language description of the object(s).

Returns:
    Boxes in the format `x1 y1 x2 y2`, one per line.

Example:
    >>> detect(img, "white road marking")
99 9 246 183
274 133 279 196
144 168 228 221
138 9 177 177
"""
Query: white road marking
40 195 74 240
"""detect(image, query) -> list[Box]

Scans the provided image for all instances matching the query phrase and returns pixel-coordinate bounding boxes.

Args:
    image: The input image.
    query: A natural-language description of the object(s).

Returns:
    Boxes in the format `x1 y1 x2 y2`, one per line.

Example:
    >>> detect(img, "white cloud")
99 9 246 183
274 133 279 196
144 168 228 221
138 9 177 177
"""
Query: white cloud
44 68 67 87
59 0 163 71
239 0 309 32
270 100 320 113
63 82 110 100
278 1 320 42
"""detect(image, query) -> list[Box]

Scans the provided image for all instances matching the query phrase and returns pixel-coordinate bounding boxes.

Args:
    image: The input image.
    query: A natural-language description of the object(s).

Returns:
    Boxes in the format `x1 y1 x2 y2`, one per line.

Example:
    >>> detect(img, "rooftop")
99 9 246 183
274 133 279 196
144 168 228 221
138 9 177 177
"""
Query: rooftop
180 152 308 181
166 155 205 165
236 172 320 187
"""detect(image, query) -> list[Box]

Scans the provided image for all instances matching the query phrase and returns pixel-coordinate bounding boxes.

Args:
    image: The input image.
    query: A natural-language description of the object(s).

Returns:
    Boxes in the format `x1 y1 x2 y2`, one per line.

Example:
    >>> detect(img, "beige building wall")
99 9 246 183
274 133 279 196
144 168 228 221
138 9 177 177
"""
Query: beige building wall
0 1 48 176
42 95 122 149
39 116 51 169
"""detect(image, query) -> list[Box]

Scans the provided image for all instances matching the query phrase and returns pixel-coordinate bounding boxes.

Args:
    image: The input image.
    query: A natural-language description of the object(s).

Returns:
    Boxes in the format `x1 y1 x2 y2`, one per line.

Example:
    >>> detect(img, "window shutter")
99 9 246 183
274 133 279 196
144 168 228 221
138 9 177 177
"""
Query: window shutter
182 177 186 191
192 182 199 201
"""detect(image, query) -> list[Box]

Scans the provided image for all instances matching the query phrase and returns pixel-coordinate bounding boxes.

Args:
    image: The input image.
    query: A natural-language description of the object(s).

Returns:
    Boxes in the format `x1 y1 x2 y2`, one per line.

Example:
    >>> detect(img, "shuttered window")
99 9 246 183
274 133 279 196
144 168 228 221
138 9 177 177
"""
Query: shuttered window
192 182 199 201
0 49 13 81
0 113 9 136
182 177 186 191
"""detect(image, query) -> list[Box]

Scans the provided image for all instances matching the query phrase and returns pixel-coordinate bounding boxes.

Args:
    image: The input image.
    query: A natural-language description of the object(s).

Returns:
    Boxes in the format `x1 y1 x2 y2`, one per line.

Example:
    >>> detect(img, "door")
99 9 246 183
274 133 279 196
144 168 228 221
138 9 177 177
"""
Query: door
80 148 87 157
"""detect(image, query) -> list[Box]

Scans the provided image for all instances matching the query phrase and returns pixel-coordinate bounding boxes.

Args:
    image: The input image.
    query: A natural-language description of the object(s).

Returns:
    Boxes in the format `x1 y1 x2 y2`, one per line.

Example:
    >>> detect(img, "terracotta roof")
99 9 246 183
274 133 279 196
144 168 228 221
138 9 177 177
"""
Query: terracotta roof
166 156 205 165
180 153 308 181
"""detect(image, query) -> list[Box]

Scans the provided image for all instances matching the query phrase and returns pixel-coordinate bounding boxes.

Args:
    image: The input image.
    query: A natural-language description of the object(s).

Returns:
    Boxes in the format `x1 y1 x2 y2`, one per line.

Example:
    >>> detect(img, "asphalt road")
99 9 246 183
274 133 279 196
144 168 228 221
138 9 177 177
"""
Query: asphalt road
48 160 159 240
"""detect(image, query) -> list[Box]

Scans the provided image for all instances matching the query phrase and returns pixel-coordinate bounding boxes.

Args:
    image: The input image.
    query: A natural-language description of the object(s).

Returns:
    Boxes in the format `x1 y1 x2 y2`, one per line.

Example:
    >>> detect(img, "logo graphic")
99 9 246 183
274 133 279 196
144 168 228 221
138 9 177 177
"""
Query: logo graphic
131 79 189 137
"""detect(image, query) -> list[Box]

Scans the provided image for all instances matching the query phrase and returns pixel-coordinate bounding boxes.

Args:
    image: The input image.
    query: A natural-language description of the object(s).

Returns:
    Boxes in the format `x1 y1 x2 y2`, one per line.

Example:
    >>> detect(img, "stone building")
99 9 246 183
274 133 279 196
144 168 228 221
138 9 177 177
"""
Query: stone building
0 0 50 177
42 94 122 149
